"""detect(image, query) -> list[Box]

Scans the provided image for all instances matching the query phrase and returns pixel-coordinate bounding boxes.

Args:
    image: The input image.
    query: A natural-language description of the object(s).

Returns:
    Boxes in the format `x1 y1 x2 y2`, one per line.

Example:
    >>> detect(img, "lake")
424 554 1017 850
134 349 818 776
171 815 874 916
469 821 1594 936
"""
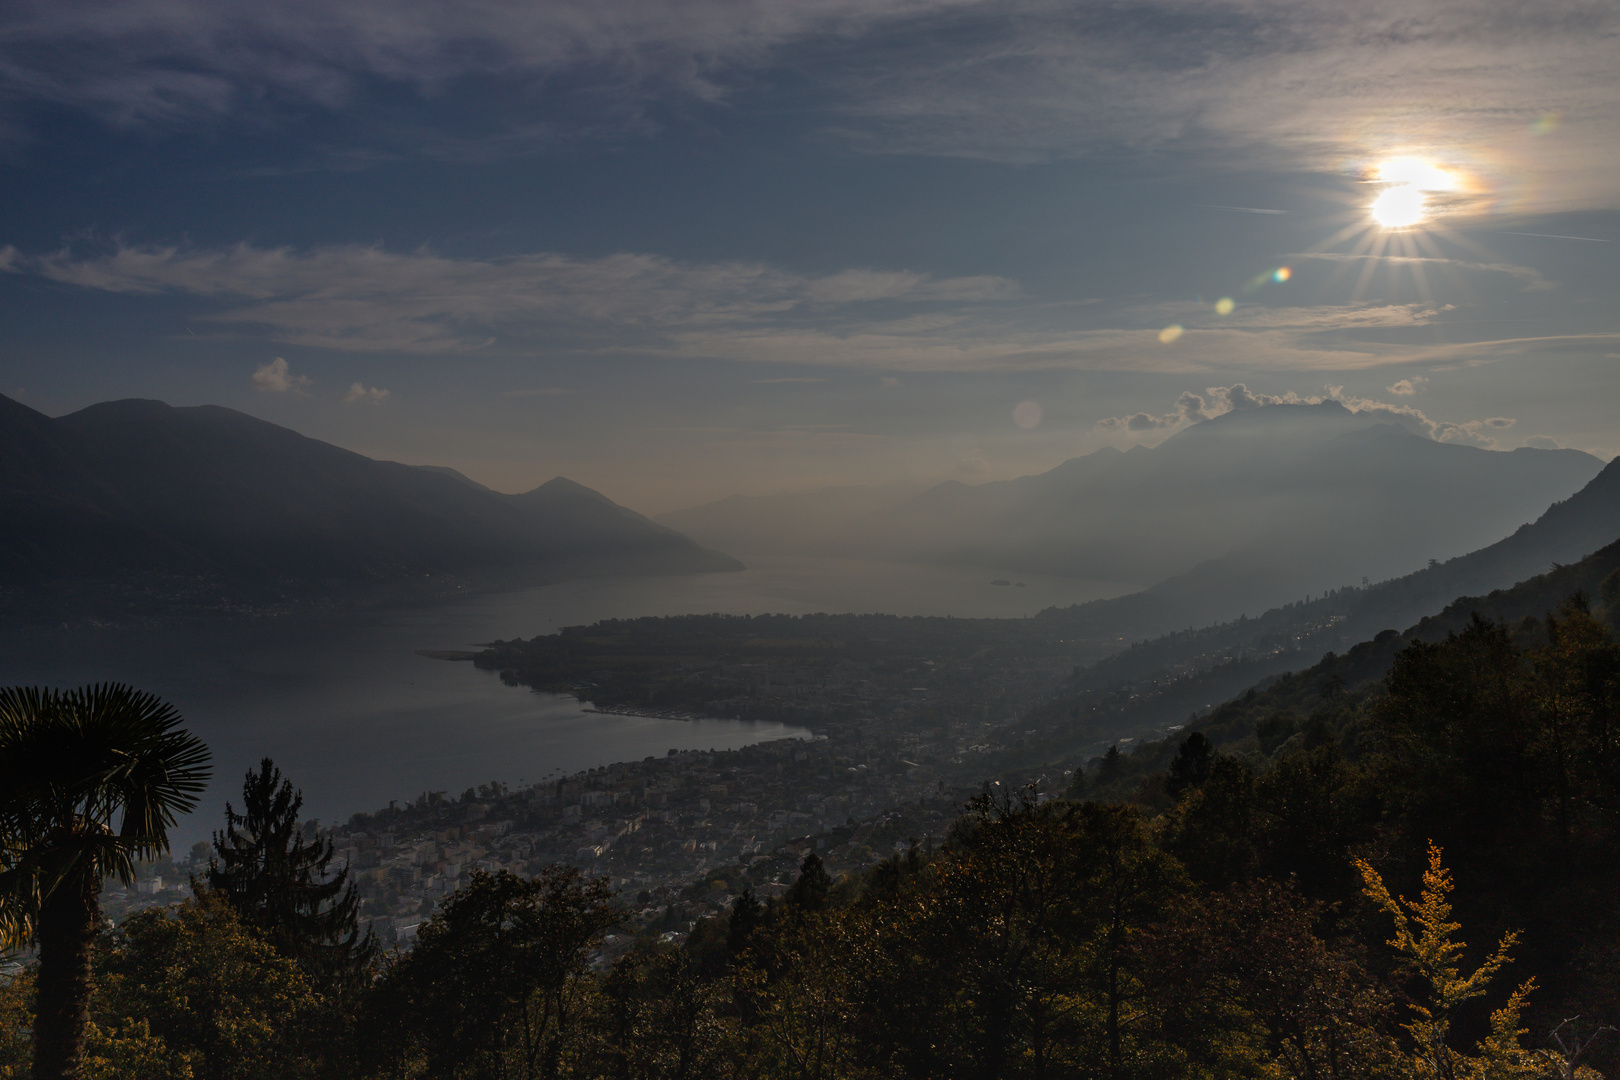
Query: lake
0 556 1132 844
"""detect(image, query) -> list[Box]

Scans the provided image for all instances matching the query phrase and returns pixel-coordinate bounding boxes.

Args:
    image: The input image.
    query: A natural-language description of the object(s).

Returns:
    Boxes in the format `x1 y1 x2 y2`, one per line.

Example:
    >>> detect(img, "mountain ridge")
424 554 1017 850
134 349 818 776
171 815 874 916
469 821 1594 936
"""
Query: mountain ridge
0 394 740 612
657 404 1602 624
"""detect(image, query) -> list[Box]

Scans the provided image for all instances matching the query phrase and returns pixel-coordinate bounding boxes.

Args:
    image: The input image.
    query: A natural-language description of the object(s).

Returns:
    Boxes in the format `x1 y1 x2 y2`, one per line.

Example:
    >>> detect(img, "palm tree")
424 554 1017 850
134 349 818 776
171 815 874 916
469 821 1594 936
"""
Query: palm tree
0 683 210 1080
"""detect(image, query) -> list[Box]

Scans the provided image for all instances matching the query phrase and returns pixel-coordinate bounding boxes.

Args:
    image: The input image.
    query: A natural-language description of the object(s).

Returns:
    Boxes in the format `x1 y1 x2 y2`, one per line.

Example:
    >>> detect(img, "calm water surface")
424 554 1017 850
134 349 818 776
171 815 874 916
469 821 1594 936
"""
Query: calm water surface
0 557 1132 843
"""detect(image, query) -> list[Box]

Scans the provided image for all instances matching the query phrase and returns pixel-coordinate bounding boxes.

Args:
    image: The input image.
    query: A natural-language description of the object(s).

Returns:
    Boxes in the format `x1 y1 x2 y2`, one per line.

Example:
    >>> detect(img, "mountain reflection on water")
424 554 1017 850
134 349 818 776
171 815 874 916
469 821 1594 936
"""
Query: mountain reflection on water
0 557 1131 844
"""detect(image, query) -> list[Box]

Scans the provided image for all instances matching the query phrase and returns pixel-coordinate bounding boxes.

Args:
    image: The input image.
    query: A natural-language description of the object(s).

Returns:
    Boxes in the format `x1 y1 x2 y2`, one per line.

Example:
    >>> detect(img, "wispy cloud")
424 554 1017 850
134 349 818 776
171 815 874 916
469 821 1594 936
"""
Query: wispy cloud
3 2 1618 215
1292 252 1552 291
0 0 964 147
20 241 1027 362
25 241 1013 344
15 241 1617 375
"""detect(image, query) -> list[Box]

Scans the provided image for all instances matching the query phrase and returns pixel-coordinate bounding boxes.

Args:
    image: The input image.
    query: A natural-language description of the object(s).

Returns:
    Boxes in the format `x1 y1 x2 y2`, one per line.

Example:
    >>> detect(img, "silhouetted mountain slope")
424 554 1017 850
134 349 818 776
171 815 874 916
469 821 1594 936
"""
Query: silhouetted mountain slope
1004 468 1620 781
836 403 1601 621
508 477 724 558
1062 536 1620 801
1047 453 1620 696
0 395 738 598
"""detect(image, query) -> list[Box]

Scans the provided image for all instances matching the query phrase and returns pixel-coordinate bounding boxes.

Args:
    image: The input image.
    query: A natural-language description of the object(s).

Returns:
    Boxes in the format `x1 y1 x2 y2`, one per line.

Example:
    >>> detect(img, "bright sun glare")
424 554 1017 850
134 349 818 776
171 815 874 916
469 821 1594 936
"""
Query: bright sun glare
1368 156 1457 229
1311 152 1485 303
1371 185 1427 228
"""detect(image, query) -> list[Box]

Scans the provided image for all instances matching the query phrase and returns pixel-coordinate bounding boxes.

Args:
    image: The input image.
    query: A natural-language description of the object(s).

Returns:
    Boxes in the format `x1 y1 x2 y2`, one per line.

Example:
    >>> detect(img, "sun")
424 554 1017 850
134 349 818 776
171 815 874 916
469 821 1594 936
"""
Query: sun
1367 156 1458 229
1371 185 1426 228
1298 153 1489 304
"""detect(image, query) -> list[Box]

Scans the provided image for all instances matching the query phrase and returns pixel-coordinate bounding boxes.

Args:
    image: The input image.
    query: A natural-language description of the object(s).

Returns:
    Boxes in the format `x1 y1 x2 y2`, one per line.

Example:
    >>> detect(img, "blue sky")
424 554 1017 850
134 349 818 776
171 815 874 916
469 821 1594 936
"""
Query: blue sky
1 0 1617 512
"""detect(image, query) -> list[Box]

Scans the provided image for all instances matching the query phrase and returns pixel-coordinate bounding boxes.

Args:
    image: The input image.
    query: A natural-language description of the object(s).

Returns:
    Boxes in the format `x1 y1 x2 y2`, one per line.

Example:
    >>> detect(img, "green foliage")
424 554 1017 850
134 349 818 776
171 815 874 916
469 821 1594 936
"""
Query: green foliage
1255 710 1299 755
826 794 1227 1079
93 890 320 1080
580 950 736 1080
1171 879 1401 1079
0 970 32 1079
365 867 617 1079
80 1018 194 1080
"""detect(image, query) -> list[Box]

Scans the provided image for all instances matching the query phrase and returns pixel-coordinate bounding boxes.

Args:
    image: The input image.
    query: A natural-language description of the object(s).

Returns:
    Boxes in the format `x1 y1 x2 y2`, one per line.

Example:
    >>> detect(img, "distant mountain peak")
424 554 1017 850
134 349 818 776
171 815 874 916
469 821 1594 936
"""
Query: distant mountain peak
520 476 619 507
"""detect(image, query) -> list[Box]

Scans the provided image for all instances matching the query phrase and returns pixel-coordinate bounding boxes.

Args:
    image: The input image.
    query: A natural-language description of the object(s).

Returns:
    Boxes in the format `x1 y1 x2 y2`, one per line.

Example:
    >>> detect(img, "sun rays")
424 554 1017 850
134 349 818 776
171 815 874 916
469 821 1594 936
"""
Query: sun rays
1301 155 1501 305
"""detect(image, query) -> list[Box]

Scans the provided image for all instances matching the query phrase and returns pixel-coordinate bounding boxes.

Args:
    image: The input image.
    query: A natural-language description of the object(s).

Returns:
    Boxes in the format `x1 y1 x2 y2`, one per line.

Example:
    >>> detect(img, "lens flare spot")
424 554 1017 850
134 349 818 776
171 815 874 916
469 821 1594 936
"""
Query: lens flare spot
1371 185 1426 228
1158 324 1184 344
1012 400 1043 429
1531 113 1561 135
1214 297 1234 315
1272 267 1291 283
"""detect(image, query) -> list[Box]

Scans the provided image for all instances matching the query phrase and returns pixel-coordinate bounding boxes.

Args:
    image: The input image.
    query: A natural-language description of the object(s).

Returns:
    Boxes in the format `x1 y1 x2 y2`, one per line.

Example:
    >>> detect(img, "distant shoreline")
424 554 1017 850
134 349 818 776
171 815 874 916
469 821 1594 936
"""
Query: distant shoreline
582 705 723 722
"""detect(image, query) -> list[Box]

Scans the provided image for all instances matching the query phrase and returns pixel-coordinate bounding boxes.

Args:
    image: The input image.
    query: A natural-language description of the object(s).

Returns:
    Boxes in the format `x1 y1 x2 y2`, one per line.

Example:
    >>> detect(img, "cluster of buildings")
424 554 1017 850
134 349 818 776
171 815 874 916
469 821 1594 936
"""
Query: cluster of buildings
332 725 981 944
107 626 1084 947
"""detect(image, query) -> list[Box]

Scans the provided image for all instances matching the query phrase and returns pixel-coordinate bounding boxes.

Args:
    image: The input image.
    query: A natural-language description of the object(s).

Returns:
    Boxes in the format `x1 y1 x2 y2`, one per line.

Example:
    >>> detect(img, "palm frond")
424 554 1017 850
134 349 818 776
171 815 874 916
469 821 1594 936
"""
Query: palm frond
0 683 212 945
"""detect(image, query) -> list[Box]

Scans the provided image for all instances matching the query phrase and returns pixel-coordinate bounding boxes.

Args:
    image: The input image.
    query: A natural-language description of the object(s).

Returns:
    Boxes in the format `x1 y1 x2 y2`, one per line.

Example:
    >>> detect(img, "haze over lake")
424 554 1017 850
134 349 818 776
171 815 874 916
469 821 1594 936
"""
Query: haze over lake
0 557 1131 843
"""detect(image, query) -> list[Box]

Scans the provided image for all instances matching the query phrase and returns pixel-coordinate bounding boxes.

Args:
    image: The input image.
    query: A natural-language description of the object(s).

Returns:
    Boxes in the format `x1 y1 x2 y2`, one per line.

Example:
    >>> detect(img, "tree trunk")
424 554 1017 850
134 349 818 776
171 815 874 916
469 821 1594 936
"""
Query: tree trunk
31 875 100 1080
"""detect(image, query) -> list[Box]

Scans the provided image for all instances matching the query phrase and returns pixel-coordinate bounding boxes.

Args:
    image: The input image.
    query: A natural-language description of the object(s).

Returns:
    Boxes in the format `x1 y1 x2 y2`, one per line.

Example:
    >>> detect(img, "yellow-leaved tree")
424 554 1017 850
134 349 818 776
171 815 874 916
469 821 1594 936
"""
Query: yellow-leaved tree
1355 843 1538 1080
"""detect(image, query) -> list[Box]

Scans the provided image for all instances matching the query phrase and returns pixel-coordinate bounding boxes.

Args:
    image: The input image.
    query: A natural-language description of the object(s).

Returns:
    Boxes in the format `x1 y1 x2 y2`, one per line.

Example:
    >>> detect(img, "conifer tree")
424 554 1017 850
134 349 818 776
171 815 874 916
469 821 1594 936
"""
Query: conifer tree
727 887 766 960
1165 731 1214 796
207 758 372 984
785 853 831 912
1095 744 1125 788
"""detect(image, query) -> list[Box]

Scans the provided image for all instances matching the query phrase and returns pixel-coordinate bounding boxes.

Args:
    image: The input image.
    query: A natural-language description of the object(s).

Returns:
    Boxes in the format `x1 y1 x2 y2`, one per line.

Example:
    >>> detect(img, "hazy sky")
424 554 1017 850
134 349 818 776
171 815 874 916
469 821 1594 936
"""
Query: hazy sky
1 0 1617 513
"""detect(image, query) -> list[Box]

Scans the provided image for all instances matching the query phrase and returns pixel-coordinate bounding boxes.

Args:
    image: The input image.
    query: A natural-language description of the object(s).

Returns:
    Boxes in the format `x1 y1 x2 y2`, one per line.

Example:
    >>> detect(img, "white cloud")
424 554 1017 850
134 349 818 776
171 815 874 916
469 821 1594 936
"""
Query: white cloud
1095 390 1214 432
1097 383 1521 449
343 382 389 403
1522 435 1560 449
251 356 310 393
1387 377 1426 396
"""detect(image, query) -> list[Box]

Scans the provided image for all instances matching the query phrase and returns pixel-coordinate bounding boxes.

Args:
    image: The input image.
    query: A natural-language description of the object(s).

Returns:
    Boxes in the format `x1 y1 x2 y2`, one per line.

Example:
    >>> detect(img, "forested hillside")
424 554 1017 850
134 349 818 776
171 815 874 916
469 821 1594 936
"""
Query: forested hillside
6 584 1620 1078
